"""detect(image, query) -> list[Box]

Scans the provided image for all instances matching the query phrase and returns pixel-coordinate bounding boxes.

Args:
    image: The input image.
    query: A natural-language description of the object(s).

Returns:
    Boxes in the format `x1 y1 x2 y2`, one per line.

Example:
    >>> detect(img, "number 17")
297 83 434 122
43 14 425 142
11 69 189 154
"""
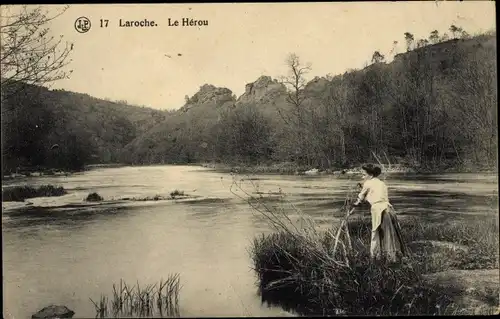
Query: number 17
100 19 109 27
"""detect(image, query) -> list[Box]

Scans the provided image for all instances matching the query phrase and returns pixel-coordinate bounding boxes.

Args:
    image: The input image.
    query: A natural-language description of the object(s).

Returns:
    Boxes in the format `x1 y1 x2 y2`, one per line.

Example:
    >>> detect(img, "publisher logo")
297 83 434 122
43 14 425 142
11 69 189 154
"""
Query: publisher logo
75 17 91 33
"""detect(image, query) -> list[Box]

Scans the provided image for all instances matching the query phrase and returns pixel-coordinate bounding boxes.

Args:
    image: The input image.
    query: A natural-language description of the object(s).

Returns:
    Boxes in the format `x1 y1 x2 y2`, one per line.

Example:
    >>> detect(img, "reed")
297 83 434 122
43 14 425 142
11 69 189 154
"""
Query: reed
90 274 181 318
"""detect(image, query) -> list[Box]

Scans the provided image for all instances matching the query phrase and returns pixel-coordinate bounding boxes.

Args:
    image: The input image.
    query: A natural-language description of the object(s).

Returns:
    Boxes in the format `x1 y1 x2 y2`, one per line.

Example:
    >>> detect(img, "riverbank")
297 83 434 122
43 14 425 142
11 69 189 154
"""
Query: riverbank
2 169 71 180
199 162 497 176
250 213 499 316
3 161 495 181
1 163 129 181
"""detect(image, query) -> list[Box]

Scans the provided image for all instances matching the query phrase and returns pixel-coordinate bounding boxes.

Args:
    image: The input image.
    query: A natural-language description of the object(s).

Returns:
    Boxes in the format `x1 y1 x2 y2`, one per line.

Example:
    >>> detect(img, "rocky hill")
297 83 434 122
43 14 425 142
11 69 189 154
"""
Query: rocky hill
181 84 235 112
237 76 287 105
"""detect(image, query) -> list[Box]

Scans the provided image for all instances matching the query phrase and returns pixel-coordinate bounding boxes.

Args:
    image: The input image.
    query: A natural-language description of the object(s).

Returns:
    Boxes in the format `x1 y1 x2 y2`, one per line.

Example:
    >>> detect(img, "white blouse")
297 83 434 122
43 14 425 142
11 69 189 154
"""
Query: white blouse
355 177 392 231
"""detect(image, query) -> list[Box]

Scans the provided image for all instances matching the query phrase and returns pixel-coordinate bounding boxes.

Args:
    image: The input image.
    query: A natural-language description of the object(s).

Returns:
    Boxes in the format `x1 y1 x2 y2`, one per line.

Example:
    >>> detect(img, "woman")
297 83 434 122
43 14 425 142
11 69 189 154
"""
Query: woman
351 164 407 262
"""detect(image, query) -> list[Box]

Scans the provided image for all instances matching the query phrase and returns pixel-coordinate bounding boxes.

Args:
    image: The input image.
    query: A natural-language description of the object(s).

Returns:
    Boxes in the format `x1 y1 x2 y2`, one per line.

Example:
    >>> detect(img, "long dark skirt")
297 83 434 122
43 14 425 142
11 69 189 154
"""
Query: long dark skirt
370 207 407 262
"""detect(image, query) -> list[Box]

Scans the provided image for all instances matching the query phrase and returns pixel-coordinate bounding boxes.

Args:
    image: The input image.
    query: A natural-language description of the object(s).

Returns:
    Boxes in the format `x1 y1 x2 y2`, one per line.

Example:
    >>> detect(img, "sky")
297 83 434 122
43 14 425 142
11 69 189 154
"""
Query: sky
3 2 496 110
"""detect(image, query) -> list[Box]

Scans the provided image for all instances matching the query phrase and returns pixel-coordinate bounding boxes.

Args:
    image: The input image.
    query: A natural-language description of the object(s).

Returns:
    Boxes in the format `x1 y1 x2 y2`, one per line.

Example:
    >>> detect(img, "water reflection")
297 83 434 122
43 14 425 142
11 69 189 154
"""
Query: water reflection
3 205 128 230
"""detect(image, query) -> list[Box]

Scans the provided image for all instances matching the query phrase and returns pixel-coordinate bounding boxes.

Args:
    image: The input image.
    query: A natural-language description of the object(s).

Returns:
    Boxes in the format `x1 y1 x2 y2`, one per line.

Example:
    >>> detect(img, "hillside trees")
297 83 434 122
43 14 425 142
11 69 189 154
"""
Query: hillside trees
371 51 385 63
404 32 414 51
1 84 98 172
214 104 274 164
315 76 354 167
391 48 439 166
446 43 497 165
429 30 440 44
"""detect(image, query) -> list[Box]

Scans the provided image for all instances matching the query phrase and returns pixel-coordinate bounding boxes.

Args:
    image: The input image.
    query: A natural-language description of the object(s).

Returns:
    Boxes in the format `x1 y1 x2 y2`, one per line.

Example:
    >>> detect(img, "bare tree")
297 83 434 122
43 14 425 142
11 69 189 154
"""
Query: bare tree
449 25 459 39
277 53 312 165
281 54 311 113
371 51 385 64
429 30 440 44
460 29 470 39
404 32 414 52
416 39 429 48
1 5 74 98
389 41 398 57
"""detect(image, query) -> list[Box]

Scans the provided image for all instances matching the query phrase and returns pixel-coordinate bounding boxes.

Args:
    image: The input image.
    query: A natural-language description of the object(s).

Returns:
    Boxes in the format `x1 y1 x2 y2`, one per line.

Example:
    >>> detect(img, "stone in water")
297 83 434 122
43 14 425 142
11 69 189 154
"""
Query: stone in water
32 305 75 319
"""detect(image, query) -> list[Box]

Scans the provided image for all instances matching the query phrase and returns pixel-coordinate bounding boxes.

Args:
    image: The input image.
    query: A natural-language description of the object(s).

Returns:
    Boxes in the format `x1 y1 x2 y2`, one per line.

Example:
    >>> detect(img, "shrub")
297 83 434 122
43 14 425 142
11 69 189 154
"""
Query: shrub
170 190 185 198
2 185 67 202
86 192 104 202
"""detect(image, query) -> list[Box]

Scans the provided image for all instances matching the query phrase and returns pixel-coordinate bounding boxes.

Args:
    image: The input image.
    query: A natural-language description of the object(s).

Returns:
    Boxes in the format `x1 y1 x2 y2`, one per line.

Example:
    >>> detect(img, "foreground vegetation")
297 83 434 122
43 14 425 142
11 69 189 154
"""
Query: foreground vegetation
89 275 181 318
2 185 67 202
232 177 499 316
251 216 498 314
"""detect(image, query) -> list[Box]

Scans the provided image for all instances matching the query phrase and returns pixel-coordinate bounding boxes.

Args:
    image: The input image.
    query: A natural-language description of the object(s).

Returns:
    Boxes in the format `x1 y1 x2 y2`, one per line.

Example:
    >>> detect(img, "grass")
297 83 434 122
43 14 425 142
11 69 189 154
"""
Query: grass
86 192 104 202
229 175 499 316
90 274 181 318
250 217 499 316
2 185 67 202
347 215 499 273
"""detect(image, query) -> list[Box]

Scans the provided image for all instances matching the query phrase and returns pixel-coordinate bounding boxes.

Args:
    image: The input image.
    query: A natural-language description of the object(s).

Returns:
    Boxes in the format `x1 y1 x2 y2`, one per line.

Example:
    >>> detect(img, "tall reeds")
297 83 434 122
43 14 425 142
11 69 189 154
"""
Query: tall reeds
90 274 181 318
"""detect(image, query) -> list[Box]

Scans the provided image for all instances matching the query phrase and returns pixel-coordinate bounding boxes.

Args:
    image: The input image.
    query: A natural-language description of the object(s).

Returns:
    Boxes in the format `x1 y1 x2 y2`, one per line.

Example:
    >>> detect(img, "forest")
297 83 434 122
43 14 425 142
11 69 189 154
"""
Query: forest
1 84 170 173
1 26 497 174
120 27 497 171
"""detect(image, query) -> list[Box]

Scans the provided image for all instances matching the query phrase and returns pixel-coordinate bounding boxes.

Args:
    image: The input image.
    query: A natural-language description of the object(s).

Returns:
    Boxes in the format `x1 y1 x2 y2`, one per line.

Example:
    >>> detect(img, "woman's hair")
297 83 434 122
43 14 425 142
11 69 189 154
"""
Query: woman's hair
361 164 382 177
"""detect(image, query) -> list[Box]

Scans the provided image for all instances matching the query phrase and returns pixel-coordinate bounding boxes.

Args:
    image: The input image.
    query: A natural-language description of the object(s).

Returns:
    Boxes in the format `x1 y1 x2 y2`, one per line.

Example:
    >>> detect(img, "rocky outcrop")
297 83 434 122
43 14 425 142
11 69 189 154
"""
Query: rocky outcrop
32 305 75 319
237 76 286 105
181 84 235 112
304 76 330 94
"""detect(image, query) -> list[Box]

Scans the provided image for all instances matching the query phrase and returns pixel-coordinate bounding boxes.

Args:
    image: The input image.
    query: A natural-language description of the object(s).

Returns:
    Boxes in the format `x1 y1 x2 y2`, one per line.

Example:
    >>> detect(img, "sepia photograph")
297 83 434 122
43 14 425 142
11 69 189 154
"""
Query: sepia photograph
1 1 498 318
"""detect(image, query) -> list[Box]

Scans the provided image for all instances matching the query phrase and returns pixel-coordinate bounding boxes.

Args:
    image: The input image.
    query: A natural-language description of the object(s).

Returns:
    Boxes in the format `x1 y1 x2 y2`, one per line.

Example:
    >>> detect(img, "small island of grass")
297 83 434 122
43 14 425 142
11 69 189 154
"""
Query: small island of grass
2 185 67 202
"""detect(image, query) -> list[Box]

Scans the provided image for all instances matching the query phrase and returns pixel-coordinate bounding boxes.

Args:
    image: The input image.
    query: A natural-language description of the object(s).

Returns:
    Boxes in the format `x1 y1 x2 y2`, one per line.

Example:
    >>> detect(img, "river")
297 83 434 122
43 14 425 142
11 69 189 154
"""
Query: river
2 165 498 318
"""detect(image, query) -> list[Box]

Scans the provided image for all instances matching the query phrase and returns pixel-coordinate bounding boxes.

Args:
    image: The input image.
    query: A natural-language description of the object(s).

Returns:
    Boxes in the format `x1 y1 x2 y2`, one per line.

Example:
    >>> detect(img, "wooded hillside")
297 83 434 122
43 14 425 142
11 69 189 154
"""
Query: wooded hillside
124 30 497 171
1 83 170 173
2 29 496 174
